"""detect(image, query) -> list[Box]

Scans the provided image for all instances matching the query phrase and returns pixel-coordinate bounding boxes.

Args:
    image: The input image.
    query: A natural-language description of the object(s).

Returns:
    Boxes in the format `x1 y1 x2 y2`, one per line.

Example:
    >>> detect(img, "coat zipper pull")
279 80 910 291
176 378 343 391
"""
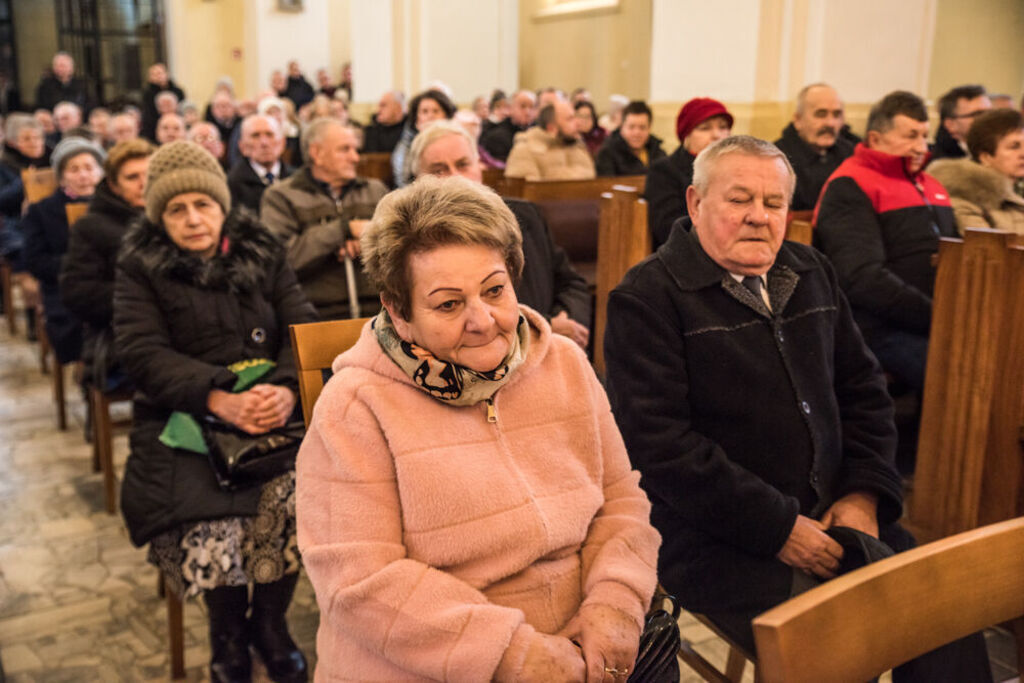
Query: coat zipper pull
486 398 497 423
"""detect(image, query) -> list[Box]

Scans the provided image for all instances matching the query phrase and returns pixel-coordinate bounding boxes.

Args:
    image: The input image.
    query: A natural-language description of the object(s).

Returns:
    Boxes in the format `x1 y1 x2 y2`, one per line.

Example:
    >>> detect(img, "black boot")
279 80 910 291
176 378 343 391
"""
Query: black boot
250 573 307 683
204 585 252 683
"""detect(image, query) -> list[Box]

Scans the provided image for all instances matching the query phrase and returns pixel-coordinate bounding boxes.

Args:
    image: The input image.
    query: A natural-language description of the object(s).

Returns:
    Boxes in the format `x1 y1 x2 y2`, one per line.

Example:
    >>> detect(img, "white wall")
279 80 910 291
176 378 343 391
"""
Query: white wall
650 0 761 102
350 0 395 103
243 0 331 97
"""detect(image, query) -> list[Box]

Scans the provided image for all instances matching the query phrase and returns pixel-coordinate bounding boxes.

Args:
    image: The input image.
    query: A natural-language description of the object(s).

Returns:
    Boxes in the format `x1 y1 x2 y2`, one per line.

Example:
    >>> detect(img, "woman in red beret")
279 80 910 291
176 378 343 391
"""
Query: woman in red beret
644 97 732 248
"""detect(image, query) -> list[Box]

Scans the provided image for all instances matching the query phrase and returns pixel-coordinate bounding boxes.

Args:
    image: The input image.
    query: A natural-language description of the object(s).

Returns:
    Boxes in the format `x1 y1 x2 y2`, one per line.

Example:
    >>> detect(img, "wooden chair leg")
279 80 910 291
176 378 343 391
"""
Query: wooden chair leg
166 577 185 679
37 310 49 375
725 647 746 681
53 361 67 431
0 261 15 336
90 388 101 472
93 389 117 514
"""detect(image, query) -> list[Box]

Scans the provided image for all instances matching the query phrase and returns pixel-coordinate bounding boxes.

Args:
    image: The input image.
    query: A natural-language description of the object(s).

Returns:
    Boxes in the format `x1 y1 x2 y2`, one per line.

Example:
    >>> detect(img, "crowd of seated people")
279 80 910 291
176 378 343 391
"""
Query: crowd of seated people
1 48 1022 682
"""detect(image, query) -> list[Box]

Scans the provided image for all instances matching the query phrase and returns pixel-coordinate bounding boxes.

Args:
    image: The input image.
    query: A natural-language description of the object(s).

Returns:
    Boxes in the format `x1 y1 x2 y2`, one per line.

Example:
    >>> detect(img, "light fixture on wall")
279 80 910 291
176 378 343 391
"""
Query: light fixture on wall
277 0 303 11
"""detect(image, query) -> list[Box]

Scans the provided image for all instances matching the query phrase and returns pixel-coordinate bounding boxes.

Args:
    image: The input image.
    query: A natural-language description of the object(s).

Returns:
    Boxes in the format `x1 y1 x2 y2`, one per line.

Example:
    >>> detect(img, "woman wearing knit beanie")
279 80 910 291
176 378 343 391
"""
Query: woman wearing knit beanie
644 97 733 249
22 134 106 364
112 140 317 682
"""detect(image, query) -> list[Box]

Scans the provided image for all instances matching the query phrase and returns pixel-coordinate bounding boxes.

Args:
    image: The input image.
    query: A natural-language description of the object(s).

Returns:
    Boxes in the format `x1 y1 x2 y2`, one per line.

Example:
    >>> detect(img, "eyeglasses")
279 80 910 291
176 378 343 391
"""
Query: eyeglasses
952 109 988 120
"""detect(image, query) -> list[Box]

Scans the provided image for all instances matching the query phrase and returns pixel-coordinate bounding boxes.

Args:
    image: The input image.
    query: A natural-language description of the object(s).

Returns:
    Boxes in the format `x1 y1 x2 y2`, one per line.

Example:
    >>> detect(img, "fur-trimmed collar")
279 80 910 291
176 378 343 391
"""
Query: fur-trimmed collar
119 208 282 293
928 158 1024 211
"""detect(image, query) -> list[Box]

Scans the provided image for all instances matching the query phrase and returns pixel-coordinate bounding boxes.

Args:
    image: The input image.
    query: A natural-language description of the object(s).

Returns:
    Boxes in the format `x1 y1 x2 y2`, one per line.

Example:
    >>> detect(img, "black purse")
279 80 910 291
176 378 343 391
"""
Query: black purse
202 418 305 491
627 592 682 683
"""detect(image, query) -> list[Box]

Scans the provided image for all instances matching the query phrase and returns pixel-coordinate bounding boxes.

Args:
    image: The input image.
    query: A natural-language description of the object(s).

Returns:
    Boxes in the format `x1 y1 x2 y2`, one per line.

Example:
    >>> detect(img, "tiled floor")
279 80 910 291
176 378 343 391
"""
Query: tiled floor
0 320 1016 682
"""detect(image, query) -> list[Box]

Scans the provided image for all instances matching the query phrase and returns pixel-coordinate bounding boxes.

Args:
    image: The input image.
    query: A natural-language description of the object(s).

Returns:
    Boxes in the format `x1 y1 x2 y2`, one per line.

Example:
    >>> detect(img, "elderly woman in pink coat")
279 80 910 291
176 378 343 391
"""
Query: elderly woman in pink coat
296 175 660 682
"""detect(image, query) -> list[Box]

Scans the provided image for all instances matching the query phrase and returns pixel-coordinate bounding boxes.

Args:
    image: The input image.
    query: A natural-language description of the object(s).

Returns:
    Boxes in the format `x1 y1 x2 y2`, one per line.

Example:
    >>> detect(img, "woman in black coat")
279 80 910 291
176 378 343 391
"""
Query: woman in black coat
113 142 317 683
595 100 666 176
644 98 733 249
22 136 106 364
60 138 154 389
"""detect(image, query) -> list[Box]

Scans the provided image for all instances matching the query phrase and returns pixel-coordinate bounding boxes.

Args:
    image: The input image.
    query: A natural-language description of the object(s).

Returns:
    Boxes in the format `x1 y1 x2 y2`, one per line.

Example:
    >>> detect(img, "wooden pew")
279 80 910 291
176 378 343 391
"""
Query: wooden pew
500 176 647 288
910 228 1024 542
357 152 394 189
481 167 504 194
786 209 814 245
21 167 57 203
594 186 650 377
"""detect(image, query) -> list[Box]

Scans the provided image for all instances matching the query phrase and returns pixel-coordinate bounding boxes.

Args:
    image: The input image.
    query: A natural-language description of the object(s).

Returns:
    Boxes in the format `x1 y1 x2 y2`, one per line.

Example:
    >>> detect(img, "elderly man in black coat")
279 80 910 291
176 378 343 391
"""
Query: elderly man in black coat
605 136 991 681
227 114 293 212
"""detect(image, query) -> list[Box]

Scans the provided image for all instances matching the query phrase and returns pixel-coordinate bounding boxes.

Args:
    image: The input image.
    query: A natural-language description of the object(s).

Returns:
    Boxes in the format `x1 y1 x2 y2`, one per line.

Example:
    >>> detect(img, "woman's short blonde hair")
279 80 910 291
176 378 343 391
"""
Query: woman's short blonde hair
361 175 523 320
104 138 156 181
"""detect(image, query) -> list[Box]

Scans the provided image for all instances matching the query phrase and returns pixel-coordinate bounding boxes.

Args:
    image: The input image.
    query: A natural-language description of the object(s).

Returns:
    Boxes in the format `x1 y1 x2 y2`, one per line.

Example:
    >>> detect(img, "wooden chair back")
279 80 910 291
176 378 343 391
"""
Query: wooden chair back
21 167 57 203
65 202 89 227
514 175 647 202
289 318 370 426
786 209 814 245
481 167 504 194
594 186 650 376
910 228 1024 540
753 516 1024 683
357 152 394 189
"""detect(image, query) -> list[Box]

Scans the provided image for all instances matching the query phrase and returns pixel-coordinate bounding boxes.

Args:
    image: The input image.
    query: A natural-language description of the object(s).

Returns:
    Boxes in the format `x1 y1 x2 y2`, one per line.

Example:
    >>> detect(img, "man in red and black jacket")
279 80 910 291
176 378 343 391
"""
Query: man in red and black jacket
813 91 956 393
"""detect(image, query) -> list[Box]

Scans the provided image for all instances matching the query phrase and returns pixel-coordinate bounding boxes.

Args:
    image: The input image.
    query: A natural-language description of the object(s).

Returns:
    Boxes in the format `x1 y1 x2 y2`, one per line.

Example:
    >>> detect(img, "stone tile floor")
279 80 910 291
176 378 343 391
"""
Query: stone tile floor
0 321 1016 682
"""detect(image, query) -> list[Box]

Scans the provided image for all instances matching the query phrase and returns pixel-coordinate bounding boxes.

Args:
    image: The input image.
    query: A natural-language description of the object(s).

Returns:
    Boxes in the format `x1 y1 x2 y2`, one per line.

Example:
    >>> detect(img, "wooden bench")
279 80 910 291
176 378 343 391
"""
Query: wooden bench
910 228 1024 541
787 209 814 245
357 152 394 189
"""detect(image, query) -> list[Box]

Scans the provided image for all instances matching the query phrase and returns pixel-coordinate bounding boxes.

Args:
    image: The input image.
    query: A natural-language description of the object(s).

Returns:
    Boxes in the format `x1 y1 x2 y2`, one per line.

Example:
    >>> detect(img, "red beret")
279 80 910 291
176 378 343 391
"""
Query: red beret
676 98 733 143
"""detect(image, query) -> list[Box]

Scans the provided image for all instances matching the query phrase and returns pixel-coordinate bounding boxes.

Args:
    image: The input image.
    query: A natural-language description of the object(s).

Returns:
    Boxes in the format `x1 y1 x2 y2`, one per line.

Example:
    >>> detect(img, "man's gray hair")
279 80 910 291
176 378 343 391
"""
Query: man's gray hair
155 90 179 108
794 82 836 116
53 101 81 118
240 113 282 140
300 117 354 164
692 135 796 198
390 90 407 111
408 120 478 177
4 113 42 141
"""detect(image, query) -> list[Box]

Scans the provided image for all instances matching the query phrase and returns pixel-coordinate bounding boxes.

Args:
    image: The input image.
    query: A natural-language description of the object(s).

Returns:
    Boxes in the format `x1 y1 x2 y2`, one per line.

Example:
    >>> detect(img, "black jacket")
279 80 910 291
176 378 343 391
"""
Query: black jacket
23 189 88 363
929 125 966 161
774 123 854 211
113 210 318 546
604 224 903 613
141 80 186 142
362 116 406 154
813 144 957 340
644 146 695 249
505 198 591 326
60 182 141 374
479 118 528 163
595 129 666 177
34 75 91 112
283 76 315 109
227 159 294 213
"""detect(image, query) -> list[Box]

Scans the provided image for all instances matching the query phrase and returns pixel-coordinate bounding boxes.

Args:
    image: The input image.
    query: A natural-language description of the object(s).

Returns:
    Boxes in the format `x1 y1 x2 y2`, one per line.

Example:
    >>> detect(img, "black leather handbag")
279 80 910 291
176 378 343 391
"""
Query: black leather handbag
202 418 305 491
627 593 682 683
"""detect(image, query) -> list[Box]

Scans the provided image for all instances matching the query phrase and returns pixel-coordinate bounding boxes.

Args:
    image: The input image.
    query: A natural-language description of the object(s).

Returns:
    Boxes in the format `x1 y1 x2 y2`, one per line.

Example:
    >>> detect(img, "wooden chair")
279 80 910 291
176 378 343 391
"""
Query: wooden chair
753 516 1024 683
594 186 650 377
481 167 504 194
910 228 1024 541
89 384 133 514
0 255 15 335
357 152 394 189
785 209 814 246
20 167 57 203
289 317 371 426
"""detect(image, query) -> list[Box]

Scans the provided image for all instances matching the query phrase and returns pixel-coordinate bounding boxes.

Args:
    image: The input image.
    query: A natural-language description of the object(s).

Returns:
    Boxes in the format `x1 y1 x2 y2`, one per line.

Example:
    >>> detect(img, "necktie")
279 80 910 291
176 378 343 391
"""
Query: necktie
264 172 275 185
741 275 763 298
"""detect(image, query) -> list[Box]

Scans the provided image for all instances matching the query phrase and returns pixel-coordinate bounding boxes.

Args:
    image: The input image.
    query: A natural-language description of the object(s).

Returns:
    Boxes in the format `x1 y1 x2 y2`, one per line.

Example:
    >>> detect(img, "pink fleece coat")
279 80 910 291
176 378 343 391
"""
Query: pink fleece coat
296 307 660 681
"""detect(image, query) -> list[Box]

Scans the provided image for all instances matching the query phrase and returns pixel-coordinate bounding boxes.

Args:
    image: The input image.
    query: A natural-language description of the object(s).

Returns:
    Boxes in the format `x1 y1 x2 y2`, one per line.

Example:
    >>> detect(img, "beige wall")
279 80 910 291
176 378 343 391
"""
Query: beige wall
166 0 246 103
928 0 1024 101
12 0 58 108
518 0 652 111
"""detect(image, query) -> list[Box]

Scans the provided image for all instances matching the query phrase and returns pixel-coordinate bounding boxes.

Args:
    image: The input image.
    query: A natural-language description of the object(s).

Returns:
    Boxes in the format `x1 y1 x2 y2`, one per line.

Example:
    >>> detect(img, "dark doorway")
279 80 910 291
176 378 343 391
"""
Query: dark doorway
0 0 19 113
54 0 165 107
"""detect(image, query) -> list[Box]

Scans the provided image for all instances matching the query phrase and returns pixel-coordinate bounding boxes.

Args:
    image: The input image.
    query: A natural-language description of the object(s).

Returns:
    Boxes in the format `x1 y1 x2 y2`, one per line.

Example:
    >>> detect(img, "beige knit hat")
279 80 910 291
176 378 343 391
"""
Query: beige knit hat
144 141 231 223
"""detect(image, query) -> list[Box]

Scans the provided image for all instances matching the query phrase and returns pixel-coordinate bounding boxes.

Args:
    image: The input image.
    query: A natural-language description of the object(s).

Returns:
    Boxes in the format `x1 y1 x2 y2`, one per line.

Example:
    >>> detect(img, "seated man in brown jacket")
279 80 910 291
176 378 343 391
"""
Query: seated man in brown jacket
260 118 387 319
504 100 595 181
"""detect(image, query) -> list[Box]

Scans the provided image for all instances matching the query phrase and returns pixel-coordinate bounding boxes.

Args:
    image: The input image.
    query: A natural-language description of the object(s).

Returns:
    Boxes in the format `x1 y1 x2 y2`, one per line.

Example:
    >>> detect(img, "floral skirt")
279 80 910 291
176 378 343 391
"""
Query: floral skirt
148 471 300 600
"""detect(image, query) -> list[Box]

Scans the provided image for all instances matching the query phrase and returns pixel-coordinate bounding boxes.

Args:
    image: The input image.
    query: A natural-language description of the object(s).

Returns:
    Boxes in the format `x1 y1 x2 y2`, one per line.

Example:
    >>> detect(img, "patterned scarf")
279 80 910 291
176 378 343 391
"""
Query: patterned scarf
373 308 529 406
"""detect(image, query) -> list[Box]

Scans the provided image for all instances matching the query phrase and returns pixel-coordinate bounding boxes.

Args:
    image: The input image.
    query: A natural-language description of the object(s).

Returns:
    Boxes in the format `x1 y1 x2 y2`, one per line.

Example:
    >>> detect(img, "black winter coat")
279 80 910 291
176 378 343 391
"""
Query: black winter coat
23 189 88 363
113 210 318 546
60 182 141 373
362 117 406 154
644 146 695 250
595 130 666 177
141 80 186 142
480 119 527 163
505 198 591 326
227 159 294 213
283 76 315 109
35 75 91 112
929 125 966 161
604 224 903 613
774 123 854 211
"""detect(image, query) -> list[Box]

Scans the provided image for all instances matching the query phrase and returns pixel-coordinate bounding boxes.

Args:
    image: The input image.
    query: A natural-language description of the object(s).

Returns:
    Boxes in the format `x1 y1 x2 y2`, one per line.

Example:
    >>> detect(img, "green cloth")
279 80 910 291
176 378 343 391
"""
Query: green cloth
159 358 275 454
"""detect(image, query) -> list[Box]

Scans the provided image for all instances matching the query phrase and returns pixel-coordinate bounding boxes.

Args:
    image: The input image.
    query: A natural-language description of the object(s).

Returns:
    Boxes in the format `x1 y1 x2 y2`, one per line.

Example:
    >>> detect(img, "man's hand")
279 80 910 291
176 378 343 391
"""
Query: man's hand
551 311 589 348
820 491 879 538
338 219 371 260
777 514 844 579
